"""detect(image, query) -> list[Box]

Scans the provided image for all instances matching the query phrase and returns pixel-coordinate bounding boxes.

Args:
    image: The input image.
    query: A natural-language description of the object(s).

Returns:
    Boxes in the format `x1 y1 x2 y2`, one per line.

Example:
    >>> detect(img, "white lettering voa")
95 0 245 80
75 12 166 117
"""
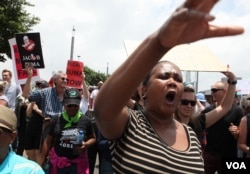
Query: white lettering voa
226 162 246 169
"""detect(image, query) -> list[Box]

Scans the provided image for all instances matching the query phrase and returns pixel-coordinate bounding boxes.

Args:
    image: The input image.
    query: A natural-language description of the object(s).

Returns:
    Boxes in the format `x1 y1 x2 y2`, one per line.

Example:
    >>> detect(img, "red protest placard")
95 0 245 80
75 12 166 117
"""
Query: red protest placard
66 60 84 88
9 38 40 85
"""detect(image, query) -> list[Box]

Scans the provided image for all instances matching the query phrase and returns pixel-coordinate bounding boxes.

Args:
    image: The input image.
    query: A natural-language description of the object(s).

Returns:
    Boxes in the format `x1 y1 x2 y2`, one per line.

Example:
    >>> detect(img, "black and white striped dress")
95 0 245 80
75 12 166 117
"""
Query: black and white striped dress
109 109 204 174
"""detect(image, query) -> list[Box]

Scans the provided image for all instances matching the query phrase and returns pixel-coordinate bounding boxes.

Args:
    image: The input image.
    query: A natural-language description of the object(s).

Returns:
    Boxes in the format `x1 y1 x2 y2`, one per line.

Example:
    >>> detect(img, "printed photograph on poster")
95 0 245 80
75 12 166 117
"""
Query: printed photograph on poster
15 32 45 69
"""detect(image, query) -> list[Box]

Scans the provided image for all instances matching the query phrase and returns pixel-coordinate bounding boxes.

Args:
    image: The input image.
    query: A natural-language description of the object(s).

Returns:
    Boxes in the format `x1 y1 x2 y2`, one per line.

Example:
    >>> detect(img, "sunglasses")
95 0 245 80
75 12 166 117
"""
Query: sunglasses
180 99 197 106
61 77 69 82
66 104 79 108
211 88 224 93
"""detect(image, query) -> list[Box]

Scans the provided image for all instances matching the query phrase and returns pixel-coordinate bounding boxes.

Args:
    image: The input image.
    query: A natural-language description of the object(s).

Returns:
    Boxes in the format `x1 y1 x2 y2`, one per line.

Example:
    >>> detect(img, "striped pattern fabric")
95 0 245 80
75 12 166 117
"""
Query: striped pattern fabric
109 109 204 174
29 87 64 117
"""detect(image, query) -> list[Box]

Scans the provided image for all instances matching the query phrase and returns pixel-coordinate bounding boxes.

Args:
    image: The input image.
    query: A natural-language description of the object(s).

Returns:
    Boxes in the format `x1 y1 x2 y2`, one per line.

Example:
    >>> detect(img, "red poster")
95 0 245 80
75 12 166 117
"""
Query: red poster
66 60 84 88
13 44 38 79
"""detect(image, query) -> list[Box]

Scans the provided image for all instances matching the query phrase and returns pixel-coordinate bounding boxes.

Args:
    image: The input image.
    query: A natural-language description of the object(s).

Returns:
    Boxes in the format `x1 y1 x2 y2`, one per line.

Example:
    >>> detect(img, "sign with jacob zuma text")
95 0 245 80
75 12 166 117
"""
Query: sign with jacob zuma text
66 60 84 88
15 32 45 69
8 38 40 85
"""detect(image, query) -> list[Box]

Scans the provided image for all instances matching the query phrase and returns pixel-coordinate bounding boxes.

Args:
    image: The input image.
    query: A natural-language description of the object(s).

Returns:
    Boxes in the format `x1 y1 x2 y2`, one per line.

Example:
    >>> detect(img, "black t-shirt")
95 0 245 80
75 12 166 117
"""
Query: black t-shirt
202 104 243 158
26 110 43 133
49 113 94 159
188 113 206 143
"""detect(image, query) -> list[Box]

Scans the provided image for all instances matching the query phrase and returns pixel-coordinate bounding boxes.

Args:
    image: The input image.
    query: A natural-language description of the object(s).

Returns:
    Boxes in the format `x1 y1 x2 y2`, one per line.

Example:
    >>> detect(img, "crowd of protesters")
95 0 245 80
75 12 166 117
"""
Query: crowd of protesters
0 0 249 173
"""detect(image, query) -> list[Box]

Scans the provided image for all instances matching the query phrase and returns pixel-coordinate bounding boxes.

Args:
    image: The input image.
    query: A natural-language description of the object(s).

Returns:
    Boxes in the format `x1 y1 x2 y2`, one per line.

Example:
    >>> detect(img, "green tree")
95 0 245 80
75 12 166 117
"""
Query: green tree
0 0 40 62
84 66 108 86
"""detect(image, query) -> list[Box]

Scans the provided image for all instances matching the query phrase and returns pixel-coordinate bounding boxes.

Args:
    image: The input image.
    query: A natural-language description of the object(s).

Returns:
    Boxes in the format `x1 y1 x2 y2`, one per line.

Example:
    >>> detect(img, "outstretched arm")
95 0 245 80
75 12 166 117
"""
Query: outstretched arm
205 70 236 128
22 65 33 98
81 72 89 101
94 0 244 139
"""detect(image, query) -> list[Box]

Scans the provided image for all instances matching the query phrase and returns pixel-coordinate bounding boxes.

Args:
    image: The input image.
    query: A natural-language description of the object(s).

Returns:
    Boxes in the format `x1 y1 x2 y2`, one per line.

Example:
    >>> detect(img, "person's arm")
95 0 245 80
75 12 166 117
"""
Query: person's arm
26 102 34 117
83 133 96 149
94 0 244 139
82 73 89 101
238 116 250 153
74 130 96 154
26 102 44 118
22 65 33 98
37 135 53 167
89 90 96 110
228 122 239 139
205 71 236 128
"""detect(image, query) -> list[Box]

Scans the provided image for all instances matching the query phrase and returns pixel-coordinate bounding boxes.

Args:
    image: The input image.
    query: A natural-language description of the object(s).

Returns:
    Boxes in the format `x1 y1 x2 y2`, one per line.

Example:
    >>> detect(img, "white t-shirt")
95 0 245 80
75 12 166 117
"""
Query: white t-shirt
80 97 88 114
89 89 99 110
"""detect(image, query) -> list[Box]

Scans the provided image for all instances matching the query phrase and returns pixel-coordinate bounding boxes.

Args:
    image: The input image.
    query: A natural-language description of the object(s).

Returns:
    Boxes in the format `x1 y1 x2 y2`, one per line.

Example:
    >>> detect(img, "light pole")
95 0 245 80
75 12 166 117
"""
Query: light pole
70 26 75 60
106 62 109 76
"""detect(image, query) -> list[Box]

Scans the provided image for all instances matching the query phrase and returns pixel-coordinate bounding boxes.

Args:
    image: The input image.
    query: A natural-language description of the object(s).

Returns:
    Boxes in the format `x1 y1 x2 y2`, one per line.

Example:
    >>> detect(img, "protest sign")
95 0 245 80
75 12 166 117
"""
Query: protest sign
15 32 45 69
124 40 227 72
66 60 84 88
8 38 40 85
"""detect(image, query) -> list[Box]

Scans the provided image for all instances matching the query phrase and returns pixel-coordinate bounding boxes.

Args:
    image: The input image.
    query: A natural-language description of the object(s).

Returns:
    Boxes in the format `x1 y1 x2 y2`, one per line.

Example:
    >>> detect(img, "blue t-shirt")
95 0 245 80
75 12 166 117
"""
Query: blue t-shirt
0 146 44 174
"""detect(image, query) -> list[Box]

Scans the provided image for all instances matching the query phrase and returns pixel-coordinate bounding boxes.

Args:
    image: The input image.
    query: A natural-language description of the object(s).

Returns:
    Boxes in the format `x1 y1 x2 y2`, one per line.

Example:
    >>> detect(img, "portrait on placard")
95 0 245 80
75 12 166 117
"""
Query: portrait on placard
8 38 40 85
15 32 45 69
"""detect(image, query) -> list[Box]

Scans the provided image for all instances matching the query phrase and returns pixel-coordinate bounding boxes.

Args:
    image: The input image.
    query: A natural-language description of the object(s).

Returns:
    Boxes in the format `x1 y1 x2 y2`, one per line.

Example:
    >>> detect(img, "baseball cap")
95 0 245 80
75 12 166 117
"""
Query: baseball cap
196 93 207 103
241 96 250 109
0 105 17 132
63 88 81 106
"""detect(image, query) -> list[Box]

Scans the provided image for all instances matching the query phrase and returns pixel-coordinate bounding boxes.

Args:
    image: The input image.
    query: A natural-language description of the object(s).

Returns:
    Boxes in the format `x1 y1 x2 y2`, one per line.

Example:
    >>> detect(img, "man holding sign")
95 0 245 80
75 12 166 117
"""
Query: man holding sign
22 67 67 118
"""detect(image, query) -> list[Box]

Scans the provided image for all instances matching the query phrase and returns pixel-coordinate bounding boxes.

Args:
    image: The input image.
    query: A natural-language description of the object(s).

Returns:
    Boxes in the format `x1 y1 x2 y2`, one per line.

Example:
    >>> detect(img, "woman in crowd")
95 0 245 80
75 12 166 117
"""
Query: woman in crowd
38 88 96 174
24 80 50 162
94 0 244 173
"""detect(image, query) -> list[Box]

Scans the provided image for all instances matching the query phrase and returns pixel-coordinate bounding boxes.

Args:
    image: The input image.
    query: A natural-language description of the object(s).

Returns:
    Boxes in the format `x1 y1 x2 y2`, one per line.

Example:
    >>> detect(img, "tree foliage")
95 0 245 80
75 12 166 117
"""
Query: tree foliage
0 0 40 62
84 66 108 86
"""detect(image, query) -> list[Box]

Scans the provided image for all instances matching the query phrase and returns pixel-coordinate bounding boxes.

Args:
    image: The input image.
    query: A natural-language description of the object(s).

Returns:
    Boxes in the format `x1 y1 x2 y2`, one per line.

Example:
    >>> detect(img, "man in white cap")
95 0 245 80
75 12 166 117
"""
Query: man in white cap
0 105 44 174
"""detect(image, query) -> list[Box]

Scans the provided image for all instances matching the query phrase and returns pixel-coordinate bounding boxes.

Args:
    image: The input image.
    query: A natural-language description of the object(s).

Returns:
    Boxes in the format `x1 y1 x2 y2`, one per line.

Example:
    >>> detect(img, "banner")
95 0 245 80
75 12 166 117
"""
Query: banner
8 38 40 85
124 40 228 72
15 32 45 69
66 60 84 88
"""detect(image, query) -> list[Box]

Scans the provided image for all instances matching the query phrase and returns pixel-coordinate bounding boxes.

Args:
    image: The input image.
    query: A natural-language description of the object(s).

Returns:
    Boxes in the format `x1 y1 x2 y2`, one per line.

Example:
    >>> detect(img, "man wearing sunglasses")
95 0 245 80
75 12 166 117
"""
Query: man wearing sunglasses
22 66 68 118
0 105 44 174
175 71 236 154
202 78 243 174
